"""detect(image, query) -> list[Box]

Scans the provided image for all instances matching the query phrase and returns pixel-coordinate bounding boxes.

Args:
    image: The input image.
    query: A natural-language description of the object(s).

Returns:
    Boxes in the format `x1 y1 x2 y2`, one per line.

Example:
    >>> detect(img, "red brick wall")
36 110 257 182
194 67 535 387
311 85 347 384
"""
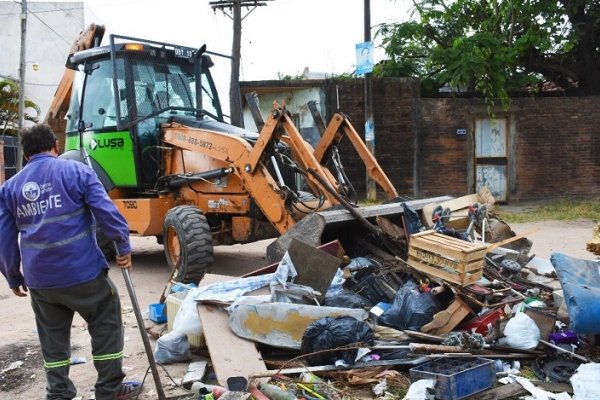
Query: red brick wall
510 96 600 201
245 78 600 203
418 98 473 198
417 96 600 201
326 80 600 202
323 78 419 199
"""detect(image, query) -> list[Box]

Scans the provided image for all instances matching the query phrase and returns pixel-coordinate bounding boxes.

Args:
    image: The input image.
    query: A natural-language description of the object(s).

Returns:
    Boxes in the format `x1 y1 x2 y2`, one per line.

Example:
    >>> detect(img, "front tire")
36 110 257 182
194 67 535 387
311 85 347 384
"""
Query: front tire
163 206 214 282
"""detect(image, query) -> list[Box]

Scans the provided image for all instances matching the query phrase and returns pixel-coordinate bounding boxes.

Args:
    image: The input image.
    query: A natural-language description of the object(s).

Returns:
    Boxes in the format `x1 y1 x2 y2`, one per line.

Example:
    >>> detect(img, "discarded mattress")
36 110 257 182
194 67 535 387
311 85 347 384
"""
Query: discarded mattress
550 252 600 334
229 303 368 349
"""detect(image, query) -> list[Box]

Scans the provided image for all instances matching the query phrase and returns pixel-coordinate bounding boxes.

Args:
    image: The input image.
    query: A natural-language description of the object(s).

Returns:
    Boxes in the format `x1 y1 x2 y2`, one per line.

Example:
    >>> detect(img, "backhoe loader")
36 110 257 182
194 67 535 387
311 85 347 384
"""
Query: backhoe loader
46 24 447 282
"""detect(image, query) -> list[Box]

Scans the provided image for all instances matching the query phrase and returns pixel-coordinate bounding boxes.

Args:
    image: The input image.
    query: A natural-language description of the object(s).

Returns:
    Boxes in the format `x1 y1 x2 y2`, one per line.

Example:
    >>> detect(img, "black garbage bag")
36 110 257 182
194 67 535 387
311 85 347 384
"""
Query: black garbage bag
323 291 373 309
378 280 442 331
300 316 374 366
401 202 424 234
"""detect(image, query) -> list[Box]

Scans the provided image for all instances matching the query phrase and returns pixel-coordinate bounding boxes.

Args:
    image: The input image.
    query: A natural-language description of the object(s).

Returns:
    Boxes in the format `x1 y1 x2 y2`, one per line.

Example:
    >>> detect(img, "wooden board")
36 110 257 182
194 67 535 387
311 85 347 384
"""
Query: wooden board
408 256 483 286
197 274 267 386
318 195 453 225
421 297 474 335
421 193 480 229
288 238 342 300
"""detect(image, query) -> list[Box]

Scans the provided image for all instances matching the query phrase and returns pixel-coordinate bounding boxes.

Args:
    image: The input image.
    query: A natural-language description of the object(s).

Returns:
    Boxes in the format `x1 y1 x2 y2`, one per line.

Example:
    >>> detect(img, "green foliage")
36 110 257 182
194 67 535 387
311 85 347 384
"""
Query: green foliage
0 79 41 136
376 0 600 107
497 199 600 223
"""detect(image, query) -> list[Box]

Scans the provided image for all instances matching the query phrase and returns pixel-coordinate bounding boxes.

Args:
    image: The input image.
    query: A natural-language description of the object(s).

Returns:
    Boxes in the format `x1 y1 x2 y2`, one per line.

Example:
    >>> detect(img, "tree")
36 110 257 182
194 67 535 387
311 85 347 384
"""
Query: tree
376 0 600 106
0 79 40 136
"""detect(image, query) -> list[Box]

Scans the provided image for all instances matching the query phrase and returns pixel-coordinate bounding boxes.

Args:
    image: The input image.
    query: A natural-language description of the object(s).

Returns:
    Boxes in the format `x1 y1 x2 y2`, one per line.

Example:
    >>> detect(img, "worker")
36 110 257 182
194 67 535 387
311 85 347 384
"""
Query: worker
0 124 142 400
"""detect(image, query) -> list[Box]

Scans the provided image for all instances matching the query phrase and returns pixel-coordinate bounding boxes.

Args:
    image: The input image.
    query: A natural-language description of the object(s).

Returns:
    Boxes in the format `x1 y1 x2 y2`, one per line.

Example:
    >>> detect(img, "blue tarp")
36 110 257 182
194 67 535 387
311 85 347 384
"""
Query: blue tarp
550 252 600 334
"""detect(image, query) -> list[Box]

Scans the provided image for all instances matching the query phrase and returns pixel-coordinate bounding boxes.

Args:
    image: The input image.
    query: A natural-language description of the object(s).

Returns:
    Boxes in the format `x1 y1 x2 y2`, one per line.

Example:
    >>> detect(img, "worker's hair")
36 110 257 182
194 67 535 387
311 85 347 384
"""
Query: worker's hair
20 124 58 157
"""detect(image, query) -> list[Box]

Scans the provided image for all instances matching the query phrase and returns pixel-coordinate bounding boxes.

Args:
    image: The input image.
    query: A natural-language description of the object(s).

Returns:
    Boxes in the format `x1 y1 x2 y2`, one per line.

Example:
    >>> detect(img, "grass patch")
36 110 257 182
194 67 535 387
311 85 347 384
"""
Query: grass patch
496 199 600 223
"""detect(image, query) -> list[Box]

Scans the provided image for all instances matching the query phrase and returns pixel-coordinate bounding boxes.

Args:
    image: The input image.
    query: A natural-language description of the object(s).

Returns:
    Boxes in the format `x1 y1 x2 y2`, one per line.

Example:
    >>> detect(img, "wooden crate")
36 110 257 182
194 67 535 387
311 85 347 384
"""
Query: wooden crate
408 230 488 286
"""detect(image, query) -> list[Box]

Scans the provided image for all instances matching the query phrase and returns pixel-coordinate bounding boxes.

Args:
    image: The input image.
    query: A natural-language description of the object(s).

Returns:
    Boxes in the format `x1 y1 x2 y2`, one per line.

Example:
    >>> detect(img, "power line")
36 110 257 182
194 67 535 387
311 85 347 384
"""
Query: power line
0 5 83 16
26 7 70 46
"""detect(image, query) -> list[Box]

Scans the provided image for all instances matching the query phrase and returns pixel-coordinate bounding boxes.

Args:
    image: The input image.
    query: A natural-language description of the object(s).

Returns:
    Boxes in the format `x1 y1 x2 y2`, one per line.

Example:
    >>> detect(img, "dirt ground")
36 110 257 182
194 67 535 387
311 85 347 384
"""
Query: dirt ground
0 219 597 400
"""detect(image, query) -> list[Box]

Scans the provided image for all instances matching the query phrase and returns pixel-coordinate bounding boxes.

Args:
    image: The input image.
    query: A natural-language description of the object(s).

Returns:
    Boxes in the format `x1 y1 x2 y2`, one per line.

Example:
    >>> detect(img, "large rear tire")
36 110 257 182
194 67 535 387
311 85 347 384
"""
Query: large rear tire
163 205 214 282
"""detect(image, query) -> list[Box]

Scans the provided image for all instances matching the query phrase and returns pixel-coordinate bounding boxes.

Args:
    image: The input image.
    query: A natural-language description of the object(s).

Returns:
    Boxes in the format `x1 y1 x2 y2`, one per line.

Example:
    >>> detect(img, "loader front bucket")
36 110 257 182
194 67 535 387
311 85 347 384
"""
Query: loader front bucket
266 195 453 264
266 213 326 264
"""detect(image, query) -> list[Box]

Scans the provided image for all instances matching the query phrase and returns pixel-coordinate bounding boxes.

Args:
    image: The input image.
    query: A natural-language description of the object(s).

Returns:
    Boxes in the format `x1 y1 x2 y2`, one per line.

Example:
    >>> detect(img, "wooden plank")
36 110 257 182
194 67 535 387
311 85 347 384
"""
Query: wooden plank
318 195 453 225
469 383 526 400
411 234 488 255
253 357 431 377
411 232 488 255
422 297 474 335
408 257 465 285
408 257 482 286
486 228 539 251
410 241 469 262
407 248 484 274
287 238 342 301
197 274 267 386
421 194 480 228
409 247 466 270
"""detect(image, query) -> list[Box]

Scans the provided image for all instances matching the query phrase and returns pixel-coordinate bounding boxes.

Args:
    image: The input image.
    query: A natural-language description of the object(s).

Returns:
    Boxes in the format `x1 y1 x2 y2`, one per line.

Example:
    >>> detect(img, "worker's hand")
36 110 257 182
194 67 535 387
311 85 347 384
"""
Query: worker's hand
12 284 28 297
116 253 132 270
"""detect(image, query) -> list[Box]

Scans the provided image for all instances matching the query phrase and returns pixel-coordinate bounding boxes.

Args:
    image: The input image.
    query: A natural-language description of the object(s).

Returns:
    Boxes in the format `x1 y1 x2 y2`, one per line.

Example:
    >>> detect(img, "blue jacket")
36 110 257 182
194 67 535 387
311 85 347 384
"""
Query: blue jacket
0 153 131 289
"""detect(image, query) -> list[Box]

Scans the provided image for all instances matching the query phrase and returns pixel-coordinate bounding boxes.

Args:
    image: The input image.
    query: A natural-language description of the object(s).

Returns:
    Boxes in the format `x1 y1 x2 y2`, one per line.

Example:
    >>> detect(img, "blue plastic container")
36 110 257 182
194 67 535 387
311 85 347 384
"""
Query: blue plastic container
409 357 495 400
551 253 600 333
148 303 167 324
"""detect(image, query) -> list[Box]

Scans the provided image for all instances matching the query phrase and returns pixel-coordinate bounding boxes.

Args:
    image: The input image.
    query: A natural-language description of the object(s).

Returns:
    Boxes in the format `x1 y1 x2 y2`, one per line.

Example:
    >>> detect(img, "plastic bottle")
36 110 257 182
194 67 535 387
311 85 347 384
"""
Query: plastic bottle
300 372 324 387
191 382 226 396
258 383 298 400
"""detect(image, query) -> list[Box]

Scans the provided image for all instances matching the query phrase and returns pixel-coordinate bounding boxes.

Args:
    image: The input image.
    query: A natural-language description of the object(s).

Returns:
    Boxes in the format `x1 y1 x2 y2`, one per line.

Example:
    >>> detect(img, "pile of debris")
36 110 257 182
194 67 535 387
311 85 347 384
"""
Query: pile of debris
147 192 600 400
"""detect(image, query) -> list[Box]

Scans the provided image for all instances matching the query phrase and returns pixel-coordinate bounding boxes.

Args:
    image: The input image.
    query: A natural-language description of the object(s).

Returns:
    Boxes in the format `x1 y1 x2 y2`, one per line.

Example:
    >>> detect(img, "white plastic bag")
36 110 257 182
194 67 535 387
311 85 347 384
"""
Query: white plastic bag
571 363 600 399
503 311 540 350
403 379 436 400
153 330 192 364
173 289 203 336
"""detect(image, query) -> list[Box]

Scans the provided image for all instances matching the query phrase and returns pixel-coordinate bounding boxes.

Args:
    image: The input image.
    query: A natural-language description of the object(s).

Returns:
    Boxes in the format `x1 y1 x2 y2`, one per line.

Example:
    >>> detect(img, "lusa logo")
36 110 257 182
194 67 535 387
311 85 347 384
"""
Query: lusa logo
89 137 125 150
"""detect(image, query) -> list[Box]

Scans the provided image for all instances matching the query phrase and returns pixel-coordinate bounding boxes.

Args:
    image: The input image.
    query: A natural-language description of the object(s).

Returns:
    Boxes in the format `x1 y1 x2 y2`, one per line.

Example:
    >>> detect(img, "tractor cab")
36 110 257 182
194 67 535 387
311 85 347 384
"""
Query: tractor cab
62 35 223 192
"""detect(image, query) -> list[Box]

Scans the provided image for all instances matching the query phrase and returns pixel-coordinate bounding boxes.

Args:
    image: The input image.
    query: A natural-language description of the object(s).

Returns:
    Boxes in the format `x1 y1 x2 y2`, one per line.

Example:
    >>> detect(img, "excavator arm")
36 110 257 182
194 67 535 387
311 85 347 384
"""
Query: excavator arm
312 112 398 201
44 23 105 151
162 119 298 235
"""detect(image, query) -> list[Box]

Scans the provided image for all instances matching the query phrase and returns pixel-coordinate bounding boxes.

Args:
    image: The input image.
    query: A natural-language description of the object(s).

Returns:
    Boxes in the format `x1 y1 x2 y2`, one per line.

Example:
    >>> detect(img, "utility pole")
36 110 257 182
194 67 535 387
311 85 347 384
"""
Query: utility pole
209 0 272 128
17 0 27 171
364 0 376 201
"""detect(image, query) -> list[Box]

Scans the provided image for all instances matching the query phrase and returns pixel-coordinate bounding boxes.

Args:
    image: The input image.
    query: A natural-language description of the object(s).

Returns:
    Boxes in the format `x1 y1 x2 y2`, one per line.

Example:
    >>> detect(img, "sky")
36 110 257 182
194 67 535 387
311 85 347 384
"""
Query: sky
4 0 413 119
79 0 413 80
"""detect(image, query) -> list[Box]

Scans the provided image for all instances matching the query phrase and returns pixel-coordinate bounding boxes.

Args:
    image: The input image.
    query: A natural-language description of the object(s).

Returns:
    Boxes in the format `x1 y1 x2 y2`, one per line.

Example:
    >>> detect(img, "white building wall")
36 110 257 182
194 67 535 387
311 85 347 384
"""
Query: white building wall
243 87 326 146
0 1 84 124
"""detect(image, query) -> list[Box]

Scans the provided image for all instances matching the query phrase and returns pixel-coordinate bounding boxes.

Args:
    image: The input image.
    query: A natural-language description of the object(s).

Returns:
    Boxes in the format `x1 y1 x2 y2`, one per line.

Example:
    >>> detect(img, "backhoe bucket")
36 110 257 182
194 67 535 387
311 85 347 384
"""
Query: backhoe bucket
265 196 456 264
266 213 326 264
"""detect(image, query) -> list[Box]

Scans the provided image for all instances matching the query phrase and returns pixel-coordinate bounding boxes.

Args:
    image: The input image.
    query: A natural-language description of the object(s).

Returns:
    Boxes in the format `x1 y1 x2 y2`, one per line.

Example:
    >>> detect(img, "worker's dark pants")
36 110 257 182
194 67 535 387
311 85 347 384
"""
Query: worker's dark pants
29 270 125 400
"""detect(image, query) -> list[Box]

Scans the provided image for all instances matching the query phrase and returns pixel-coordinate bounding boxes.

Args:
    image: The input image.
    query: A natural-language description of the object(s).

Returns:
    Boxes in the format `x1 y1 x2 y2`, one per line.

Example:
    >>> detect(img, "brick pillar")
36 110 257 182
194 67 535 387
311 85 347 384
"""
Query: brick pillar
0 139 5 185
